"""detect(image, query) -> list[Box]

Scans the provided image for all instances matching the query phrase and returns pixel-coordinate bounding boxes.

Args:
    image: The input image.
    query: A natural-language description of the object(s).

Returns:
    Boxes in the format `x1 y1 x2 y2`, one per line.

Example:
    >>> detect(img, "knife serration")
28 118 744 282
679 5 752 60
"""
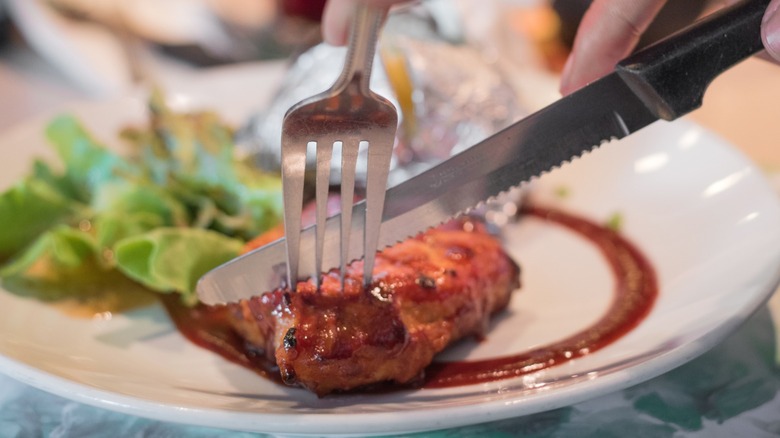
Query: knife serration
198 0 768 305
197 73 657 305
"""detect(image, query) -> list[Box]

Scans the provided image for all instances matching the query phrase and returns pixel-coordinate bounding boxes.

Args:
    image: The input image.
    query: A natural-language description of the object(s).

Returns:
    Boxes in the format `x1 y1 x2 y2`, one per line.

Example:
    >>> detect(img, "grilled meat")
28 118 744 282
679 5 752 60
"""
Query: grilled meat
227 218 520 396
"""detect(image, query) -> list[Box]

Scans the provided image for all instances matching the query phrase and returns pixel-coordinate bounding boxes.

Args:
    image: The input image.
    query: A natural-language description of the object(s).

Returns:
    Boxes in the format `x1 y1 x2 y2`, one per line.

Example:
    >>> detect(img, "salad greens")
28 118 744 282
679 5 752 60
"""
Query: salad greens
0 90 283 306
605 212 624 232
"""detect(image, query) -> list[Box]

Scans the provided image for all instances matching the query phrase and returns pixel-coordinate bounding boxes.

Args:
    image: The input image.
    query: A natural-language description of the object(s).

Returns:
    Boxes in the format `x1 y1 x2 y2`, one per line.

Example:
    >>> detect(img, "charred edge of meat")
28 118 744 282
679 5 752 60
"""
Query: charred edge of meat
283 327 297 350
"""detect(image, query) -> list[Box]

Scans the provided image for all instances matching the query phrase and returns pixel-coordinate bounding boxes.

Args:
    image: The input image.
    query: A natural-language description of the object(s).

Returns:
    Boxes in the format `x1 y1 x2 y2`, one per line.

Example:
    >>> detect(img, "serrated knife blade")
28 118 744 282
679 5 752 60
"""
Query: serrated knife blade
197 0 769 305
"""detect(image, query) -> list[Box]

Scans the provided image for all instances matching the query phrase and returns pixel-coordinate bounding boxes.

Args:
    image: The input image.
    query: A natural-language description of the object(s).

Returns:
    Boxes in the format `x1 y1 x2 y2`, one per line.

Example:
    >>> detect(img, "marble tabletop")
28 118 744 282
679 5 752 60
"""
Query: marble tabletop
1 24 780 437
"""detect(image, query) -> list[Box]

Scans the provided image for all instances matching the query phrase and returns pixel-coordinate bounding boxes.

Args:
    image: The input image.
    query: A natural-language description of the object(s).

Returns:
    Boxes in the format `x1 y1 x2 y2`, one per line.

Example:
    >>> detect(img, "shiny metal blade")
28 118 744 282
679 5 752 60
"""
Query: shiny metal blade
363 135 394 287
198 73 658 304
279 135 306 290
314 139 333 289
339 140 359 287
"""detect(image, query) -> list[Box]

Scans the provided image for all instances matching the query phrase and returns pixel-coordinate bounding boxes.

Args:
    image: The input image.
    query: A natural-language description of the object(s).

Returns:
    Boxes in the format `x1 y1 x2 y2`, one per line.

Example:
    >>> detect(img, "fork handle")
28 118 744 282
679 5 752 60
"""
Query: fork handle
334 4 388 91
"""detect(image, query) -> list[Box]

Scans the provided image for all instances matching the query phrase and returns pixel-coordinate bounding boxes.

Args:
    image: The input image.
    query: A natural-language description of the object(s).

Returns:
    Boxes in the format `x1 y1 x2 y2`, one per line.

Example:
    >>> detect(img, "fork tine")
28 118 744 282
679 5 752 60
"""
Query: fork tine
280 137 307 291
363 137 394 287
314 140 333 288
279 5 395 293
339 140 359 288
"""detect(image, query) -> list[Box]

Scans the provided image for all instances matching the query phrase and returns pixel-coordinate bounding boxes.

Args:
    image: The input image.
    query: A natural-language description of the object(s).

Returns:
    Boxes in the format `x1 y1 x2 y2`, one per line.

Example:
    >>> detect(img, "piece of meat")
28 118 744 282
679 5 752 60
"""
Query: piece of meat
226 217 520 396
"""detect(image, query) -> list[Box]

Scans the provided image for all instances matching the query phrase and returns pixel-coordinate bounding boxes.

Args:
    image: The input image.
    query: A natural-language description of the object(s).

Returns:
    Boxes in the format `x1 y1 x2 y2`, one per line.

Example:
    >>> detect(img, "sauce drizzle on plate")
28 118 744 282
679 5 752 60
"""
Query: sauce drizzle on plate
164 205 658 390
423 205 658 388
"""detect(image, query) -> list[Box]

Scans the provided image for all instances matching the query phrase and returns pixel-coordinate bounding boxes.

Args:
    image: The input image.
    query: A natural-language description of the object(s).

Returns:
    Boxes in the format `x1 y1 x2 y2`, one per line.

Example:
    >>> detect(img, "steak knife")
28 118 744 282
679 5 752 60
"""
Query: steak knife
198 0 770 305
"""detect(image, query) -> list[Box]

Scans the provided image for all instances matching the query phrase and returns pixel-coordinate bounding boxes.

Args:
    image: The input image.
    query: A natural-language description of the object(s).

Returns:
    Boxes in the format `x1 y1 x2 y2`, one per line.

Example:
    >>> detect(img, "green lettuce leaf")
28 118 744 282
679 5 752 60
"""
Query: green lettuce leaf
45 115 134 202
0 225 151 305
31 159 79 201
90 181 190 227
0 226 98 300
114 228 243 305
124 89 239 189
121 90 283 239
93 212 165 255
1 225 96 276
232 160 283 238
0 91 284 306
0 179 80 260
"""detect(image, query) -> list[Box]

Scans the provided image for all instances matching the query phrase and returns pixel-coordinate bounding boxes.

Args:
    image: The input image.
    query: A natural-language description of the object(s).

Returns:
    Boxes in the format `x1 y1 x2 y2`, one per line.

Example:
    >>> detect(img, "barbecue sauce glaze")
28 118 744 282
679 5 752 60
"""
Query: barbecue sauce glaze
164 205 657 390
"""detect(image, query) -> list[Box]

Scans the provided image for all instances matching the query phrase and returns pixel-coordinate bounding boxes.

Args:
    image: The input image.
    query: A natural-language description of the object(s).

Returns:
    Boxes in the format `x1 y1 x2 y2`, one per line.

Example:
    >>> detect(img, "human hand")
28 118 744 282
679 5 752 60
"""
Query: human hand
763 0 780 60
321 0 409 46
560 0 780 95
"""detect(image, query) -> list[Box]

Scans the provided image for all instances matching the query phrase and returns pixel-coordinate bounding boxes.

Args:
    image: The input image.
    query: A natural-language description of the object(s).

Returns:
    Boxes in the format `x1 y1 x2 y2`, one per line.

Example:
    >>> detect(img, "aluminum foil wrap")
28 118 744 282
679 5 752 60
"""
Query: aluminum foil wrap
245 6 528 188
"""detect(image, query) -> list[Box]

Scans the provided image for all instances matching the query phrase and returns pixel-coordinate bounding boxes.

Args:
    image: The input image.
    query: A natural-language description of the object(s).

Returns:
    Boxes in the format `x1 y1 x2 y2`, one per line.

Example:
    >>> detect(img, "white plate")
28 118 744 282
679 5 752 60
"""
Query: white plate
1 65 779 437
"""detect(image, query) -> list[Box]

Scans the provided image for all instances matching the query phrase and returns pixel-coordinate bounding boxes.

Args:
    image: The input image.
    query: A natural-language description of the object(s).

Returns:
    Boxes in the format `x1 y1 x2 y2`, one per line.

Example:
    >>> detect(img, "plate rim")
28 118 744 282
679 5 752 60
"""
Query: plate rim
1 78 779 435
1 280 778 436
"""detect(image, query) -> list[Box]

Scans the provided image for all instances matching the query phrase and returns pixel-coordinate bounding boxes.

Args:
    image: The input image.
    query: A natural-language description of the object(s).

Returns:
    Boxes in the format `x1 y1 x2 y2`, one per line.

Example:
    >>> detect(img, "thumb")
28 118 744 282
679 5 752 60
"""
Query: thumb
762 0 780 62
323 0 355 46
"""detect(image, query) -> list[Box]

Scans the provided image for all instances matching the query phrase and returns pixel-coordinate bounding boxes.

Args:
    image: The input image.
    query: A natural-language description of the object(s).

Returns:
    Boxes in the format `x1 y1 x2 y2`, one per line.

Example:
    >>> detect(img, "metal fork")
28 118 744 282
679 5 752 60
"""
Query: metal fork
280 5 398 290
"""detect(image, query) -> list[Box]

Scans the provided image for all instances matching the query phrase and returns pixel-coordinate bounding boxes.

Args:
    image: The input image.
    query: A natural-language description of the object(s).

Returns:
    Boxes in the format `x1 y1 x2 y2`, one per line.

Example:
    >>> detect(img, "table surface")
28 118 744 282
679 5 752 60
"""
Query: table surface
1 34 780 437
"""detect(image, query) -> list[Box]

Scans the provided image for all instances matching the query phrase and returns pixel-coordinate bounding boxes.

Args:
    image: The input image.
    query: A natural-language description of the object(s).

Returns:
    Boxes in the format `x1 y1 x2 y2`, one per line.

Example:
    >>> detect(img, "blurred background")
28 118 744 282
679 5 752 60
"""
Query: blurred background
0 0 777 168
0 0 721 96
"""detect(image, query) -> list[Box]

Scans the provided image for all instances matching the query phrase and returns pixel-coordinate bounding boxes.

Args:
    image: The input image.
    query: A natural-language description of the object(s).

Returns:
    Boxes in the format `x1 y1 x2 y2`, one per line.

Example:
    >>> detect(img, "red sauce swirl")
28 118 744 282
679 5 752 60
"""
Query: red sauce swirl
164 205 658 390
423 205 657 388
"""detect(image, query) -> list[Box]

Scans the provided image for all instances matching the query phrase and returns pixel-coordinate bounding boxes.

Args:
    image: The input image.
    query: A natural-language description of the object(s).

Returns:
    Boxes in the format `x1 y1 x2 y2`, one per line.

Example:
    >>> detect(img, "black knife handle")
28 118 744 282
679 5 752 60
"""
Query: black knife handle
616 0 770 121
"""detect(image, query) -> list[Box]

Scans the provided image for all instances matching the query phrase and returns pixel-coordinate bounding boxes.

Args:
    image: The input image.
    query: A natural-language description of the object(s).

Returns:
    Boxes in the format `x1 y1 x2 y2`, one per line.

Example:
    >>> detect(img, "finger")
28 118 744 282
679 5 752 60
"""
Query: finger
323 0 355 46
762 0 780 62
322 0 409 46
560 0 667 95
